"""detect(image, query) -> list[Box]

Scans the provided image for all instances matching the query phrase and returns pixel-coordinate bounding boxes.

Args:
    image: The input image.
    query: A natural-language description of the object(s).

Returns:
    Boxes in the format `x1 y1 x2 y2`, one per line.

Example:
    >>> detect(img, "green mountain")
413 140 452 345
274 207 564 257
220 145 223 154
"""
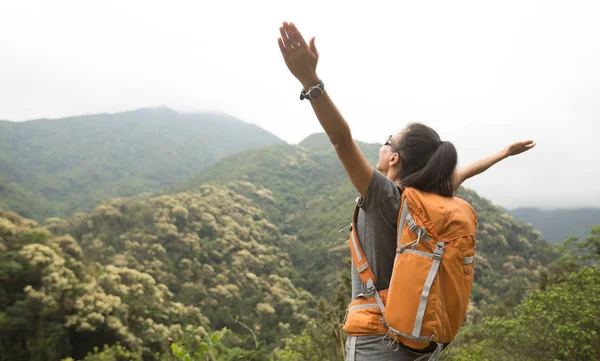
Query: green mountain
0 131 569 361
509 207 600 243
0 107 284 221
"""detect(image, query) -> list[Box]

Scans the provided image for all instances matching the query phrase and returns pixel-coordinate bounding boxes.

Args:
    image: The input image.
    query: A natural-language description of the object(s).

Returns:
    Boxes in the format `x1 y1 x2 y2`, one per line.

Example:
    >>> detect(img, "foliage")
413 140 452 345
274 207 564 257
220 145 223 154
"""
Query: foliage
0 207 207 360
55 185 317 350
453 266 600 361
63 343 142 361
171 328 228 361
452 227 600 360
273 299 346 361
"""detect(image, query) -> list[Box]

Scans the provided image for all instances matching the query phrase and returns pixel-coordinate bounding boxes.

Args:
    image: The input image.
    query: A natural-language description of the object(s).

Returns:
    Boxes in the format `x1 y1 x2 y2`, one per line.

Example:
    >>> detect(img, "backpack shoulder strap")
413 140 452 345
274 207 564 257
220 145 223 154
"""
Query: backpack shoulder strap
396 188 432 250
349 204 377 296
397 196 409 248
350 184 406 290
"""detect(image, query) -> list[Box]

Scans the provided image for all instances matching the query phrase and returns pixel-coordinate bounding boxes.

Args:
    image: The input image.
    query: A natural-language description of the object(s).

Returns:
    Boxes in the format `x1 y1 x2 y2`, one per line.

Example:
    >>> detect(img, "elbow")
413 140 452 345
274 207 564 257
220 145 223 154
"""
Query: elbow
329 128 353 148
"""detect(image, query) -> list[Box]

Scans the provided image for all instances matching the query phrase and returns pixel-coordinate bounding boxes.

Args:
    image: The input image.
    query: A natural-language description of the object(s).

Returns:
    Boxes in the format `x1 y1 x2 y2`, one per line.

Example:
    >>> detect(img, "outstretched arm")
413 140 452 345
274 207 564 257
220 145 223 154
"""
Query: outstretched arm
454 140 536 190
278 22 373 196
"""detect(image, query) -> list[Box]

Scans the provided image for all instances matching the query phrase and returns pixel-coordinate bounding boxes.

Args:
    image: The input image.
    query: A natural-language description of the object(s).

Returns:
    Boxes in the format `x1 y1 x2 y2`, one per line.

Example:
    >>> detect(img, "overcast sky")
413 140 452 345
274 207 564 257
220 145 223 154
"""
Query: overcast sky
1 0 598 209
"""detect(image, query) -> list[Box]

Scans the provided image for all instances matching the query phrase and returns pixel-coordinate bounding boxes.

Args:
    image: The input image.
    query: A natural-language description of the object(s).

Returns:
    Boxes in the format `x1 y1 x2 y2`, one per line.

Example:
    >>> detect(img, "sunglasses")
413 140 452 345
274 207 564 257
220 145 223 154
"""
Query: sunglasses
384 135 401 155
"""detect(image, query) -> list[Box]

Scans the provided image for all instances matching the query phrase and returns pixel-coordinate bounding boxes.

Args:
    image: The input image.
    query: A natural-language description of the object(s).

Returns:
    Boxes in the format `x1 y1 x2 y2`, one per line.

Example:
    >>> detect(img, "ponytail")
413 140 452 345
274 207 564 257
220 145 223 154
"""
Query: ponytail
395 123 457 197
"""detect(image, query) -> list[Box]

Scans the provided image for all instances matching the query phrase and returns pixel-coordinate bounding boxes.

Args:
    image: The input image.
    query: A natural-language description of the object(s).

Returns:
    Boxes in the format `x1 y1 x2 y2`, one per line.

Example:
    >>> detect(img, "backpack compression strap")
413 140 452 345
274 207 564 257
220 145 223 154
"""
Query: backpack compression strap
349 205 387 313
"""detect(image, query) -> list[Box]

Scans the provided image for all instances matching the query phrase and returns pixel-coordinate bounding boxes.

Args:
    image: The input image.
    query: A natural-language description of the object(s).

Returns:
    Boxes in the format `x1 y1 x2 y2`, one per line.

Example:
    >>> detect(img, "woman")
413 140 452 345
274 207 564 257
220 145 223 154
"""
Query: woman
277 21 535 361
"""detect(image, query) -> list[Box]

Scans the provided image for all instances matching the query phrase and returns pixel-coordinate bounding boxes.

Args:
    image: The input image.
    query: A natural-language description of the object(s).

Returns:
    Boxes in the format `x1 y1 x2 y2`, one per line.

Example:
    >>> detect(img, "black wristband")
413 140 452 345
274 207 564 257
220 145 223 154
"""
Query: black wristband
300 80 324 101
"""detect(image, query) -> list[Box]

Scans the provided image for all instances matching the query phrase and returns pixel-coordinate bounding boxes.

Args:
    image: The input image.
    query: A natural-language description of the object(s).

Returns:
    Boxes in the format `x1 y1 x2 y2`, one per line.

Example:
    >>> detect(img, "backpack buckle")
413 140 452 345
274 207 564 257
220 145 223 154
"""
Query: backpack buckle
366 279 376 294
433 243 445 260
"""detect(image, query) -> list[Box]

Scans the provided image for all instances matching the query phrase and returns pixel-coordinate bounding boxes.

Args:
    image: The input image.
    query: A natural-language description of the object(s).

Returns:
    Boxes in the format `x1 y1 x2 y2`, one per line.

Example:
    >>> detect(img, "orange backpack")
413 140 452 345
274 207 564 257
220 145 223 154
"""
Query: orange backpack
342 186 477 359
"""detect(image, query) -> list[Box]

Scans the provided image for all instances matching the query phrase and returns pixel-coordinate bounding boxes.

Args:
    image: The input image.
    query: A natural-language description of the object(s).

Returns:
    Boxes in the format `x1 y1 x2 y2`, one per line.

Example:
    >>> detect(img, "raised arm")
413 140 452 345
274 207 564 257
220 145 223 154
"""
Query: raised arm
454 140 536 190
278 22 373 196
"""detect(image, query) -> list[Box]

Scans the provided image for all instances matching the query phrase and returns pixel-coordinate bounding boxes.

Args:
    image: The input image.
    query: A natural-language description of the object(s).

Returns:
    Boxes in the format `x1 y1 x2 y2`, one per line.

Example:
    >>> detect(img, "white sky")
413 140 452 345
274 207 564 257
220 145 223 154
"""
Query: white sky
1 0 599 209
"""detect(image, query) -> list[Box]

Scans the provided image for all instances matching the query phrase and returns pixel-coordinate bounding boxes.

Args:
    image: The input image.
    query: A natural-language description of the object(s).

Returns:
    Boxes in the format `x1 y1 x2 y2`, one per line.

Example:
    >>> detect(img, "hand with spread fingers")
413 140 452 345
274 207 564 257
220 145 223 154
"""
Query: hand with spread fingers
278 22 320 89
504 140 536 157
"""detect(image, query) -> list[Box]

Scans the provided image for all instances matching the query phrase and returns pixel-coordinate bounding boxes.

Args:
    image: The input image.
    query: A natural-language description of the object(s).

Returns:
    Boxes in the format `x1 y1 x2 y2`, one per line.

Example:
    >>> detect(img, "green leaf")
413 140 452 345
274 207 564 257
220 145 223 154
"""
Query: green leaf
183 354 191 361
200 342 209 352
175 346 186 359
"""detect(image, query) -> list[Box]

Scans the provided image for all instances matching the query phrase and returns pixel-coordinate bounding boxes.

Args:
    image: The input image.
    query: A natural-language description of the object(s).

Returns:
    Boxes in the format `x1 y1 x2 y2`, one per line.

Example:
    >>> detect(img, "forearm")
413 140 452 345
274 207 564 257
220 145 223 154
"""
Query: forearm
461 150 507 178
301 79 373 196
305 87 352 146
301 76 352 146
455 149 508 188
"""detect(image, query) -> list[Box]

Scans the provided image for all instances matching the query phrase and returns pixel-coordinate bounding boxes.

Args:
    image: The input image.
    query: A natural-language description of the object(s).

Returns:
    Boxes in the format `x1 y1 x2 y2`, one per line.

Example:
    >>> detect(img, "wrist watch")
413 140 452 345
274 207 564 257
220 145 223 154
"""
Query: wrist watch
300 80 325 101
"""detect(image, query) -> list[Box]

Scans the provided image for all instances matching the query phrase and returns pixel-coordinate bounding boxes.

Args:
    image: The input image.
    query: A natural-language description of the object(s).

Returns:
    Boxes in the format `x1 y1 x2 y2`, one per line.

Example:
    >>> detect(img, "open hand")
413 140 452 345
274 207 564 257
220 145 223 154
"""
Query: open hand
504 140 536 157
278 22 320 89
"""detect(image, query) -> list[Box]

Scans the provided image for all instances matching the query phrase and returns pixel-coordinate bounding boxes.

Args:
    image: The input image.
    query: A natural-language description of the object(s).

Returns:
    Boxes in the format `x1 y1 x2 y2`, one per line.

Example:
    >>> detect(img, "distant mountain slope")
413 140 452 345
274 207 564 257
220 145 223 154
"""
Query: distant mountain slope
509 207 600 243
0 107 284 220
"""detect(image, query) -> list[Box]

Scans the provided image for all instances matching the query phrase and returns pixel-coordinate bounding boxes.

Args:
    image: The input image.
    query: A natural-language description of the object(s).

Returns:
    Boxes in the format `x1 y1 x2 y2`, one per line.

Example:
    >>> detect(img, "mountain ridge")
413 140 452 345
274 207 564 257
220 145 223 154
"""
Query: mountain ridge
509 207 600 243
0 107 285 220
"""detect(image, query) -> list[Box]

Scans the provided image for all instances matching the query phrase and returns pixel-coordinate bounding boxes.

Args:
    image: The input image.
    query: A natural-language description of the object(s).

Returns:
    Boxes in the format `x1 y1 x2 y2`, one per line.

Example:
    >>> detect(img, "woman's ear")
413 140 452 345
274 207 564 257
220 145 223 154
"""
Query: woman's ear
390 154 401 166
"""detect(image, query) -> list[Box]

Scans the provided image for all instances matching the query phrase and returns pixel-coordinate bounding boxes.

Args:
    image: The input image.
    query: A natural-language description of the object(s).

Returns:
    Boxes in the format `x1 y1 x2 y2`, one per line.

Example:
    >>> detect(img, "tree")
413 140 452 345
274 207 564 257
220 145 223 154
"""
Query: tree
454 226 600 361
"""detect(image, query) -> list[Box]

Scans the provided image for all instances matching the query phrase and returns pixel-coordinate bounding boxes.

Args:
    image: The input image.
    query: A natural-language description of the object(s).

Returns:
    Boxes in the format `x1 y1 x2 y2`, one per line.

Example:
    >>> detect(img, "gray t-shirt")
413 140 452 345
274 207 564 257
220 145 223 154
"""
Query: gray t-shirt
351 169 402 299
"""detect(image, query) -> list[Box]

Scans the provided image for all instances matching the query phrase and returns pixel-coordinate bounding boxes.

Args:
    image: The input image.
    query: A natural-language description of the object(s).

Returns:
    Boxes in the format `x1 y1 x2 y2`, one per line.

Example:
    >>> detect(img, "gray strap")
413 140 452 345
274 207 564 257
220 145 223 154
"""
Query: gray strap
412 243 445 337
464 256 474 265
399 248 434 258
397 199 409 247
339 223 352 233
357 263 369 272
381 318 431 342
348 303 379 312
351 231 363 262
374 290 387 313
348 336 356 361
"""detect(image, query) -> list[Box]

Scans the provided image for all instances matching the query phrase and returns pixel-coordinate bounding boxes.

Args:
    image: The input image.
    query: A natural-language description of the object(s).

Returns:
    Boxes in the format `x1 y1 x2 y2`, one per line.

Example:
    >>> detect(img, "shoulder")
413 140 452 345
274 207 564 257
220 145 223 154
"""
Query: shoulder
357 170 401 210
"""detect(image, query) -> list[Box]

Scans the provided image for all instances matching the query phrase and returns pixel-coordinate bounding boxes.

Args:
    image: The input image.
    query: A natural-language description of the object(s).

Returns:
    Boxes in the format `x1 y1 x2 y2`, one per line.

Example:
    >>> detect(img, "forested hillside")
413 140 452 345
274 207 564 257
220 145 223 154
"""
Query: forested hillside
177 133 557 310
1 132 597 360
0 186 318 361
0 107 284 221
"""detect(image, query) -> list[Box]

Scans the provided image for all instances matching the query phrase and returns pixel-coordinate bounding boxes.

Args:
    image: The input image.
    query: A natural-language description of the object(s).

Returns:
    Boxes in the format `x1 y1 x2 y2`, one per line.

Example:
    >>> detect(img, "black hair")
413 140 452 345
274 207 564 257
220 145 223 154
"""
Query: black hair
393 123 457 197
